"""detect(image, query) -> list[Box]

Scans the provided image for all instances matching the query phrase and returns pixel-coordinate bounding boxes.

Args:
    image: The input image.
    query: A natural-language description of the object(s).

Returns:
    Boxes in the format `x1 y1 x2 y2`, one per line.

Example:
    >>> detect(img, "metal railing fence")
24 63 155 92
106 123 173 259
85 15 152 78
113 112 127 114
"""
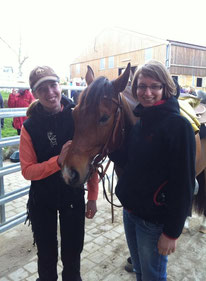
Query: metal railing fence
0 107 27 233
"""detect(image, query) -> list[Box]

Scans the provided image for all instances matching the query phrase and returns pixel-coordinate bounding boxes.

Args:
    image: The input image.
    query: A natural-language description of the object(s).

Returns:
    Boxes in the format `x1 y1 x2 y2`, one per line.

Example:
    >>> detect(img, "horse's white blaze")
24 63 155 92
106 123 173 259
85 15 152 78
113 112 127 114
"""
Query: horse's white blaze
62 166 73 184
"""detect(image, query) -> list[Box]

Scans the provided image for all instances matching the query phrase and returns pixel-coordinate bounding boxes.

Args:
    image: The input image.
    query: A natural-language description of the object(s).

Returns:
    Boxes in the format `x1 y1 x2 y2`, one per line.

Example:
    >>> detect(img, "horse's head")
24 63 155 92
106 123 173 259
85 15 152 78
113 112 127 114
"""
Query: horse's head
62 63 134 187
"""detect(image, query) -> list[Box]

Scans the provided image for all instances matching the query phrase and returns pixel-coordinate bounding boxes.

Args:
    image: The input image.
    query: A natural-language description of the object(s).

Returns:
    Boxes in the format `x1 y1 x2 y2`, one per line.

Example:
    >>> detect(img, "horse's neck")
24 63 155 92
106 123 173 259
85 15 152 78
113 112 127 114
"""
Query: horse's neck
122 86 138 111
111 93 137 178
121 92 138 128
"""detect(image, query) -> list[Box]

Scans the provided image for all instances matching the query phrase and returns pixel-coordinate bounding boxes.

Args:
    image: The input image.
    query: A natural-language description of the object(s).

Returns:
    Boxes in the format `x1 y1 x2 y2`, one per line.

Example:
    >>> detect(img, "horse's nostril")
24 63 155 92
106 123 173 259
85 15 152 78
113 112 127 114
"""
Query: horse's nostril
70 168 79 184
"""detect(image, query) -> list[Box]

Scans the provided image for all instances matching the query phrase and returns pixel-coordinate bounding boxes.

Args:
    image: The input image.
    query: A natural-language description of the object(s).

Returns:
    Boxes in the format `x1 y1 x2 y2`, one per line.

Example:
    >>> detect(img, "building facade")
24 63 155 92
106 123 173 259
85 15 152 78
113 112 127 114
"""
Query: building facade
70 27 206 91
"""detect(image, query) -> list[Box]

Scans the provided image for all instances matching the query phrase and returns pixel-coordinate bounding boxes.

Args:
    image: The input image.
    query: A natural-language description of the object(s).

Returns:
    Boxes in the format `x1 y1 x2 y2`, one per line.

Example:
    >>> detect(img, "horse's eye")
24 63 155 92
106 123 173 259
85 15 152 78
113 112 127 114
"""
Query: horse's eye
99 114 109 124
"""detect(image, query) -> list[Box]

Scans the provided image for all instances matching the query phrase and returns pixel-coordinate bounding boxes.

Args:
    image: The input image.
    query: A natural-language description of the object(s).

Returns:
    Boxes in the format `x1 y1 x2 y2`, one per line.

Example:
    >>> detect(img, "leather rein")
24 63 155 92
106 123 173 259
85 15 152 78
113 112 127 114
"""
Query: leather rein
90 93 125 221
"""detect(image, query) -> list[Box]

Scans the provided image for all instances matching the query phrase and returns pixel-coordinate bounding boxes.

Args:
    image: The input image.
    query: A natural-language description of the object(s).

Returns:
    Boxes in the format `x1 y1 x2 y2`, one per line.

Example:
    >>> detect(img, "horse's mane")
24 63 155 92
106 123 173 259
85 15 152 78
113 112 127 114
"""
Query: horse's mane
77 75 138 127
78 76 114 114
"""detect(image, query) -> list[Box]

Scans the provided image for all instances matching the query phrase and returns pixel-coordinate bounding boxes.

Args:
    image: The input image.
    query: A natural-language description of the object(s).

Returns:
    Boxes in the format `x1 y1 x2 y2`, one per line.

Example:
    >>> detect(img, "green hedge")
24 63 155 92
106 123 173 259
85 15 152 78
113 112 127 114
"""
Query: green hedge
0 90 18 137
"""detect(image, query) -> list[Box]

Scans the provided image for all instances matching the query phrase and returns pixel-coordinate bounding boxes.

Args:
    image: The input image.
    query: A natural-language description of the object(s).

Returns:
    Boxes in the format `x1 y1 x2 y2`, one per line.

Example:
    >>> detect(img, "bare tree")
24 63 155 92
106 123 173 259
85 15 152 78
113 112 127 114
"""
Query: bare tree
18 34 28 78
0 33 28 78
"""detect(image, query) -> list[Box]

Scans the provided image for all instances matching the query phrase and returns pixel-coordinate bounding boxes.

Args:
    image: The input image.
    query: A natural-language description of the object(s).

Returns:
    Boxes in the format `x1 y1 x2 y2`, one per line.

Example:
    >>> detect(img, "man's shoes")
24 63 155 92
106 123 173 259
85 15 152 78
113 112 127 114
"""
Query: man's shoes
124 257 134 273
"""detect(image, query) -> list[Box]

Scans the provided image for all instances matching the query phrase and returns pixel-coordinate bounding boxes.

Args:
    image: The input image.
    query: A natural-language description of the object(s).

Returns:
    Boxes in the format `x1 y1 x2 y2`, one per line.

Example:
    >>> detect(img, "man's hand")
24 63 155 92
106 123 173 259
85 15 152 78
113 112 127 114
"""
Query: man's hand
85 200 97 219
157 233 177 256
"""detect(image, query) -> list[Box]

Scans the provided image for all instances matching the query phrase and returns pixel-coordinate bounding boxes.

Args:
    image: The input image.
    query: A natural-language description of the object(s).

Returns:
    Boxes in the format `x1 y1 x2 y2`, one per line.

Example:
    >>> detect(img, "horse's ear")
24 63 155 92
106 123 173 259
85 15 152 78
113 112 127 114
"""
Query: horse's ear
112 63 131 94
129 70 134 85
85 65 95 86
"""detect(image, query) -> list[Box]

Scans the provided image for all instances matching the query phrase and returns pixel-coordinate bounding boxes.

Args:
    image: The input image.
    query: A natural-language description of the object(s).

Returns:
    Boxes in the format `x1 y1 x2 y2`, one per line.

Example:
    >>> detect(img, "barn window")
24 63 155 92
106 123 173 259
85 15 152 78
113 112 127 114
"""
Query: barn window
197 77 202 87
172 76 178 82
76 64 80 74
100 58 105 70
108 56 114 68
145 48 153 61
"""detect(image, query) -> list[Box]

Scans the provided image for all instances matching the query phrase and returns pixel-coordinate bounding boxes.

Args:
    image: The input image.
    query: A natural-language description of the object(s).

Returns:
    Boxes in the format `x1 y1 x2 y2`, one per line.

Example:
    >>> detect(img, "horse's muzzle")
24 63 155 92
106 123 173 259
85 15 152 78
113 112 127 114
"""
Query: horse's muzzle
62 166 80 186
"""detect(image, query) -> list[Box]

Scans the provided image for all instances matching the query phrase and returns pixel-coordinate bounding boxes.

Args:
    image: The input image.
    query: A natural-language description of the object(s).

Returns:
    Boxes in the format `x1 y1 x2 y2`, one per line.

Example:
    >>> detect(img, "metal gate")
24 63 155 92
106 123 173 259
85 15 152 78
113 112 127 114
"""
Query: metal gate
0 107 28 233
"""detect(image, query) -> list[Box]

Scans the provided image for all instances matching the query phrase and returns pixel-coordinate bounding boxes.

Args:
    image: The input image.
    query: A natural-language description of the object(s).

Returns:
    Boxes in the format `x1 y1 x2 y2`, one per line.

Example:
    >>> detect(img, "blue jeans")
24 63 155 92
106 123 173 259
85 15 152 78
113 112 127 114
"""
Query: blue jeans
123 209 168 281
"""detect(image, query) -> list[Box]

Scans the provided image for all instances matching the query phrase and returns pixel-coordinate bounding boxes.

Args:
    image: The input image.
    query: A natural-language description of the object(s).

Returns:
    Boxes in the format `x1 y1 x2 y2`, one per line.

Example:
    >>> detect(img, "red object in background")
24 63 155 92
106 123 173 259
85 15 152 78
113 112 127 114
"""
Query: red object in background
8 89 35 130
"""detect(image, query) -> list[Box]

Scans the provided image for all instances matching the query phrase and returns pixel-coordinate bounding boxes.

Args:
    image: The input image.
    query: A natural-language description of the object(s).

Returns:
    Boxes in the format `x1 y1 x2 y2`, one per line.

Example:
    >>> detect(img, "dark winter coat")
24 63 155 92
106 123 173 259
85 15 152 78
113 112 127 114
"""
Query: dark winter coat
115 96 196 238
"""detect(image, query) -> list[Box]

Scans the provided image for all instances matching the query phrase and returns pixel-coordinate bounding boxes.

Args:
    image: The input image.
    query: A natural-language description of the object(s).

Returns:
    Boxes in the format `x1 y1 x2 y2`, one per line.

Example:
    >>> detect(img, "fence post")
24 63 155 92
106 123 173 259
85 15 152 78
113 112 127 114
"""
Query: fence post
0 126 5 224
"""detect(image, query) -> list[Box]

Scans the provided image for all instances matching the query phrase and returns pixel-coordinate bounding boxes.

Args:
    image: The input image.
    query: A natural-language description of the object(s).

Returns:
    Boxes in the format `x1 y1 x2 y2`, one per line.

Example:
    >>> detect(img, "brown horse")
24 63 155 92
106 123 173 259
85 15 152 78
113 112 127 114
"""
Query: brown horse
62 63 136 184
62 63 206 233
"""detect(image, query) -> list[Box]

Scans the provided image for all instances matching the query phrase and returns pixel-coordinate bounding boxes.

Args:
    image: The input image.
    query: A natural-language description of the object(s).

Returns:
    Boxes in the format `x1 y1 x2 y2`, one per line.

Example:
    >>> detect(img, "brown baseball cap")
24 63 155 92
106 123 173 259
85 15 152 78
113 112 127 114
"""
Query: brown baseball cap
29 66 60 92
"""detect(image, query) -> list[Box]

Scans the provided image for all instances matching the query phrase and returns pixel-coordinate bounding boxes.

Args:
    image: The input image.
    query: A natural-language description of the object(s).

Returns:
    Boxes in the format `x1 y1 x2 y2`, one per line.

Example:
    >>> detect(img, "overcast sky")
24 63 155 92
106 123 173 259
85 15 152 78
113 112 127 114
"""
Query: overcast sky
1 0 206 79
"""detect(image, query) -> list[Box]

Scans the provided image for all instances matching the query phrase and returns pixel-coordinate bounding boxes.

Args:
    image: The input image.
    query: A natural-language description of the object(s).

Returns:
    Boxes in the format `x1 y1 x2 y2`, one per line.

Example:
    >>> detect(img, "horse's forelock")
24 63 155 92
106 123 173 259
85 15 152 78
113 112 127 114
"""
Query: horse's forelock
78 77 114 114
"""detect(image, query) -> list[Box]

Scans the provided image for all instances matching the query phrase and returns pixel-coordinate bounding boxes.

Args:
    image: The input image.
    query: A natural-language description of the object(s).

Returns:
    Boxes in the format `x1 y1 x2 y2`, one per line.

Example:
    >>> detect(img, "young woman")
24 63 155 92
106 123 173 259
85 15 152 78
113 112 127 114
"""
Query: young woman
115 60 196 281
20 66 98 281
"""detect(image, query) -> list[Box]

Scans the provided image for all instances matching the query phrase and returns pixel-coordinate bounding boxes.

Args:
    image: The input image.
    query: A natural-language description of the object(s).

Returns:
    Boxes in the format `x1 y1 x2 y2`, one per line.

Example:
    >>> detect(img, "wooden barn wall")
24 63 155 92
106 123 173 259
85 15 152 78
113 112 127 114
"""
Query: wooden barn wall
171 71 206 89
73 29 167 63
170 45 206 76
70 44 167 80
170 65 206 77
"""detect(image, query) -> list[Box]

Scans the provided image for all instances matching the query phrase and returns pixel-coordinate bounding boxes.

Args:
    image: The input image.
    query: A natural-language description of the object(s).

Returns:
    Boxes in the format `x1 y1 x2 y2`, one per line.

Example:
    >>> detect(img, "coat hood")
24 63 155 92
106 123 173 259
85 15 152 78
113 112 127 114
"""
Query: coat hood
133 96 180 118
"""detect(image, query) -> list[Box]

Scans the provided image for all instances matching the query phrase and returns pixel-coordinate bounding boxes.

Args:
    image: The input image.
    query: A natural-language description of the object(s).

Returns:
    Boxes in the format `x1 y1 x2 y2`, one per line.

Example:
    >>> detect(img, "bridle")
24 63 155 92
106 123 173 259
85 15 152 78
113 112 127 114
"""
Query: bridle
92 93 125 168
90 93 125 221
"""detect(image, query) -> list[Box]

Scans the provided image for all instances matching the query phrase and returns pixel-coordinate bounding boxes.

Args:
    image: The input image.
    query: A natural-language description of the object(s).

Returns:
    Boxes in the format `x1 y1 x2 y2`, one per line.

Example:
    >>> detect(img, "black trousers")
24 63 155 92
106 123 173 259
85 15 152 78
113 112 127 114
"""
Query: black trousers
28 196 85 281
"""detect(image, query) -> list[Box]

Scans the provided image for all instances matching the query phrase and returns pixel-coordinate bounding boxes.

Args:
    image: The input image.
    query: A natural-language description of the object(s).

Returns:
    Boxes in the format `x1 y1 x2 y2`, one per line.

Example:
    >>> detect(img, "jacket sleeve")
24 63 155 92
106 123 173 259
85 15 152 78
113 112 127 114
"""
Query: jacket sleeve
20 125 61 180
28 91 35 103
87 171 99 200
0 94 3 108
8 93 16 108
163 116 196 238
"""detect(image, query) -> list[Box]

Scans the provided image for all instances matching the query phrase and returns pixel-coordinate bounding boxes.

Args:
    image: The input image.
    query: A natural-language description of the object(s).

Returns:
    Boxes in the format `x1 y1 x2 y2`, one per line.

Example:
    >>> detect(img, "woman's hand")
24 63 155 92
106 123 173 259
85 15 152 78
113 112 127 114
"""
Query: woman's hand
85 200 97 219
157 233 177 256
57 140 72 167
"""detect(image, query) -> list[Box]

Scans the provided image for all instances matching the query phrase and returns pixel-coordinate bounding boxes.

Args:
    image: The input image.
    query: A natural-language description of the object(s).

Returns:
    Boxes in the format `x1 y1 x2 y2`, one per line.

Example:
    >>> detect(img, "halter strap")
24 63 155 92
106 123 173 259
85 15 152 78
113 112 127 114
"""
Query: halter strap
90 94 124 220
92 94 125 169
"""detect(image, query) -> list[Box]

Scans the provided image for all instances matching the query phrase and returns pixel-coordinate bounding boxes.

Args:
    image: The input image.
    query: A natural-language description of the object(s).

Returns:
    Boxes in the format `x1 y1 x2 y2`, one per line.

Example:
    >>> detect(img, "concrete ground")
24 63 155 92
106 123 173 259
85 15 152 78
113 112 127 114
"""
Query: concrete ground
0 162 206 281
